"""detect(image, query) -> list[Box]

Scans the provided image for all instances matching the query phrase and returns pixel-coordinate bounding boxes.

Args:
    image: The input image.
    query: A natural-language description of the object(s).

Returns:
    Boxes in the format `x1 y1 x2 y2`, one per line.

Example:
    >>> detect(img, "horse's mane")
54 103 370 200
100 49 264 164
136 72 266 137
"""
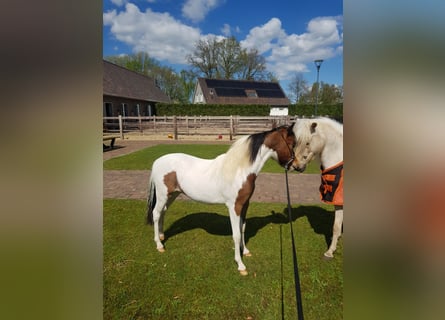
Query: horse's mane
294 117 343 145
220 127 281 177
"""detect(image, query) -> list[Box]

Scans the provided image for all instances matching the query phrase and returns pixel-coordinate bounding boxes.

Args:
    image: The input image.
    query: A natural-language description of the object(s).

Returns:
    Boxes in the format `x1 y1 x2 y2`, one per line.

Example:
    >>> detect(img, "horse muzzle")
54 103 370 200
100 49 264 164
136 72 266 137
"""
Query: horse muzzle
293 164 306 173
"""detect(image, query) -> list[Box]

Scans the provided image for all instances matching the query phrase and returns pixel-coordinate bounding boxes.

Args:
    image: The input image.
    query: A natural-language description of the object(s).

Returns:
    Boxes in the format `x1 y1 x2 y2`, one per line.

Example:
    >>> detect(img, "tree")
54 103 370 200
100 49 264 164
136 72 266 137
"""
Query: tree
105 52 161 76
186 36 219 78
287 73 309 104
152 67 197 104
215 37 242 79
238 48 269 80
178 69 197 103
320 83 343 104
187 36 273 81
299 81 343 105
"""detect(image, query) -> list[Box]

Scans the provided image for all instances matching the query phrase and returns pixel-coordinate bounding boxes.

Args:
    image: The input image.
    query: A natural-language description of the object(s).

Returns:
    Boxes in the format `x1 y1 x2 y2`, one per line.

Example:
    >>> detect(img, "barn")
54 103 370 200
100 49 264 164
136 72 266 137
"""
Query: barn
103 60 171 118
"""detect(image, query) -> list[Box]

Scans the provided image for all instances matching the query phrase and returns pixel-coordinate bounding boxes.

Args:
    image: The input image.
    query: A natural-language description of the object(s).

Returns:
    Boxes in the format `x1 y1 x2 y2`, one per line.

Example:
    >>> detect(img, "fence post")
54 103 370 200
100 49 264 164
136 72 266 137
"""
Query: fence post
138 114 142 133
118 115 124 139
229 115 234 140
173 115 178 140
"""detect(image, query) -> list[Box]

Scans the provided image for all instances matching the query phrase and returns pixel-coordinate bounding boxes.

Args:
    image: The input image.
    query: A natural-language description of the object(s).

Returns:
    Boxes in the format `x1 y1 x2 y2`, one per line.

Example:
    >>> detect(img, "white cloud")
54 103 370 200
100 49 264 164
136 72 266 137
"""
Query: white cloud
241 16 343 80
103 3 202 64
110 0 127 6
221 23 231 36
182 0 222 23
220 23 241 36
110 0 156 4
241 18 286 54
104 4 342 81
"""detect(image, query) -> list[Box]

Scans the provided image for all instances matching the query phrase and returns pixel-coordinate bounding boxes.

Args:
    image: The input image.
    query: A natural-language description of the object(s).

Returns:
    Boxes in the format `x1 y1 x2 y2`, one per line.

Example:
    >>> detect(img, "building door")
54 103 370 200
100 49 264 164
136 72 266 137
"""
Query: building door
104 102 113 117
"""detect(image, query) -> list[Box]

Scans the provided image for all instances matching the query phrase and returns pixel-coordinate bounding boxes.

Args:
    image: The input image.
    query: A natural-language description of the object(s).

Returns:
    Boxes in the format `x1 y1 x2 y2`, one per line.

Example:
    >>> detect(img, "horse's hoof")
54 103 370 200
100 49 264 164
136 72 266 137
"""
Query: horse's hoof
243 252 252 257
157 247 165 253
323 253 333 260
239 269 248 276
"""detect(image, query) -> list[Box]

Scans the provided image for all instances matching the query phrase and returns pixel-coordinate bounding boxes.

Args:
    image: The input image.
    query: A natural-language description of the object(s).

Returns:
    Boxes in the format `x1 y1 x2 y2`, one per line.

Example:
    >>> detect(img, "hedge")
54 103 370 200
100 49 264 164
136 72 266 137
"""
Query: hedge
154 103 343 120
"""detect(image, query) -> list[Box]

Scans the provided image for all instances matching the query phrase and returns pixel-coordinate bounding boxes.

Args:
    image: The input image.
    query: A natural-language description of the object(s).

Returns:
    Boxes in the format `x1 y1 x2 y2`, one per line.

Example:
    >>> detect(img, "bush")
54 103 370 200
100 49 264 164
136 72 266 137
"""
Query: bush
154 103 271 116
155 103 343 121
289 103 343 122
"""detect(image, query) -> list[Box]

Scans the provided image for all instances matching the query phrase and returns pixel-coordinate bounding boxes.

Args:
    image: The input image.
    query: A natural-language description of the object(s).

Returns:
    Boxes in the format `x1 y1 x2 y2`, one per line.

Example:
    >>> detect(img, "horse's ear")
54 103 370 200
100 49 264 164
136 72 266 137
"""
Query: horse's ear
310 122 317 133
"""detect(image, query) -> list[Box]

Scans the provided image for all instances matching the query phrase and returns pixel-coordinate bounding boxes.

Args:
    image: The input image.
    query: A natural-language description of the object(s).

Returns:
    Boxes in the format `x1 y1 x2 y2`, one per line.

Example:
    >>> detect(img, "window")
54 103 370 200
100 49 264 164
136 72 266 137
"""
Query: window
245 90 258 98
195 93 204 103
103 102 112 117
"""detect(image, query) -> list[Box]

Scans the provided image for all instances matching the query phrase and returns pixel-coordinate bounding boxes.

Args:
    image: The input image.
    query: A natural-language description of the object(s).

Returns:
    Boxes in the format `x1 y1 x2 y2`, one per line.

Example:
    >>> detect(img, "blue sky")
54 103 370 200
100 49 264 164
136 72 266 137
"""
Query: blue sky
103 0 343 93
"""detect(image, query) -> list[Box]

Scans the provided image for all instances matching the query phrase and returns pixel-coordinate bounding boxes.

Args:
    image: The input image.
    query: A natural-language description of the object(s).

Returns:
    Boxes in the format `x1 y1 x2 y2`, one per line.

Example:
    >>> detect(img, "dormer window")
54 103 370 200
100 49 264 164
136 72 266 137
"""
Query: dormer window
245 90 257 98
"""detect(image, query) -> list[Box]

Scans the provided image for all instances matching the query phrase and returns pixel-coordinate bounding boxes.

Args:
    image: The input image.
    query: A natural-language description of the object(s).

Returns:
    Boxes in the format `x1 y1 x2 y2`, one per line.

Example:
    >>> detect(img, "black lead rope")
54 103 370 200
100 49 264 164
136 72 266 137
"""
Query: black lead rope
280 224 285 319
284 169 304 320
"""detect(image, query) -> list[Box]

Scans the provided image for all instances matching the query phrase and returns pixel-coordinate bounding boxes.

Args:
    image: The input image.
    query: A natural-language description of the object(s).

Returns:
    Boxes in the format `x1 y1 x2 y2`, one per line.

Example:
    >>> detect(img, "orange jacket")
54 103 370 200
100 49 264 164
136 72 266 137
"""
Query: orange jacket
320 161 343 206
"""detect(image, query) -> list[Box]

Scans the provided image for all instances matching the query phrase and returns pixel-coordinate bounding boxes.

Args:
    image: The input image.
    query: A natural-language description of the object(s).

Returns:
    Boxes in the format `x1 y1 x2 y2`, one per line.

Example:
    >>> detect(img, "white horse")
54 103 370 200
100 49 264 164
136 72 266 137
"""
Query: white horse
292 117 343 259
146 125 296 275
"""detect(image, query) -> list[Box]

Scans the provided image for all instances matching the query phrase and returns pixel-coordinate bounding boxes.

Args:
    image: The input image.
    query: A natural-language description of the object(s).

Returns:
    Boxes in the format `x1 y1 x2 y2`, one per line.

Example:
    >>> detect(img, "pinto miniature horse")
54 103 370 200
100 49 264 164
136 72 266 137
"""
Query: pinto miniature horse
146 124 296 275
292 117 343 259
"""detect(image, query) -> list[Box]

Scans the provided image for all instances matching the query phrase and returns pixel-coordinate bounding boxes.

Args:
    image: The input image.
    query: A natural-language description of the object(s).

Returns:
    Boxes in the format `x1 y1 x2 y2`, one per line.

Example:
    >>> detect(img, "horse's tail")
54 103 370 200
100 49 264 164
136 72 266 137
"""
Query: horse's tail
146 177 156 225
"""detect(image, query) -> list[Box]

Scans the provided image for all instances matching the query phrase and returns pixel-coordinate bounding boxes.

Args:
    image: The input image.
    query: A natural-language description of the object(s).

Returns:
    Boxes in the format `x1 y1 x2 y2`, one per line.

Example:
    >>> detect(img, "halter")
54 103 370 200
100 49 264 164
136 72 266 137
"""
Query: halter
284 153 295 171
276 126 295 171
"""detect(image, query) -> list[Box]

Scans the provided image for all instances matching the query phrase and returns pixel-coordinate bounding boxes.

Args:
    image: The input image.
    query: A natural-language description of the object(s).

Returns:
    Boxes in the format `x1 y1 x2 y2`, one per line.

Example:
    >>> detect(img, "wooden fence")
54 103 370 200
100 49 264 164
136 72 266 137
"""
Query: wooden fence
103 115 300 140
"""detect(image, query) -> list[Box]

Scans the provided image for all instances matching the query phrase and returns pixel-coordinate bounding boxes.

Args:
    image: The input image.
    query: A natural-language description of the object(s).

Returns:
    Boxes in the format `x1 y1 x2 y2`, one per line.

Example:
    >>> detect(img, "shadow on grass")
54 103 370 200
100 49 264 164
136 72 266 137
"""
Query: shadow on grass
162 205 334 248
286 205 335 248
164 212 232 240
164 210 288 242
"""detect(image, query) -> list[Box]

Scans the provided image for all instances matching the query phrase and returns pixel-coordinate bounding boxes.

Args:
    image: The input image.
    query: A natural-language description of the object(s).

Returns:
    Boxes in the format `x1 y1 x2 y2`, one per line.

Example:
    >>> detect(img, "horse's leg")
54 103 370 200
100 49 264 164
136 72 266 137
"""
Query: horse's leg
228 206 248 275
324 205 343 259
159 191 180 241
158 211 165 241
240 202 251 257
152 207 166 252
152 189 169 252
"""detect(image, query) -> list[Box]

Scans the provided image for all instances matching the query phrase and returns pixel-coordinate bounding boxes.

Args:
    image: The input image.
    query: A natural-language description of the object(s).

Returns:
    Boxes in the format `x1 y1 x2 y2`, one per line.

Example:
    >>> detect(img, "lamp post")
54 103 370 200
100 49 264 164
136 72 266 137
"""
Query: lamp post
314 59 323 116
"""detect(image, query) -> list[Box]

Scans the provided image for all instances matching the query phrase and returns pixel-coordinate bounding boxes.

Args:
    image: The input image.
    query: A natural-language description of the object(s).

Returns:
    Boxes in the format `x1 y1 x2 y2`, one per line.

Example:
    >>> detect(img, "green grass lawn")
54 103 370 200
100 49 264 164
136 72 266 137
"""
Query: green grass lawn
103 144 320 174
104 199 342 319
